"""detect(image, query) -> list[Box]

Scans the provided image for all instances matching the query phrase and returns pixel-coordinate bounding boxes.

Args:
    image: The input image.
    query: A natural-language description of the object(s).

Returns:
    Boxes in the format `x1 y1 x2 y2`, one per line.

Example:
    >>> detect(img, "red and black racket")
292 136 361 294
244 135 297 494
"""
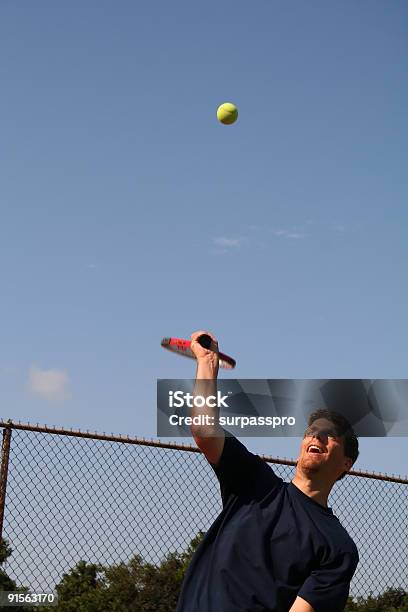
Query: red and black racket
161 334 236 369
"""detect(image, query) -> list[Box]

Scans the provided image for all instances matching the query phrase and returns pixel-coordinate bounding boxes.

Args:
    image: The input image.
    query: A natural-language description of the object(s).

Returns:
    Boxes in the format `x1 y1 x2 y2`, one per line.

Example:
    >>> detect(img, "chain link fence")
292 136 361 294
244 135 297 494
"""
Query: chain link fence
1 420 407 603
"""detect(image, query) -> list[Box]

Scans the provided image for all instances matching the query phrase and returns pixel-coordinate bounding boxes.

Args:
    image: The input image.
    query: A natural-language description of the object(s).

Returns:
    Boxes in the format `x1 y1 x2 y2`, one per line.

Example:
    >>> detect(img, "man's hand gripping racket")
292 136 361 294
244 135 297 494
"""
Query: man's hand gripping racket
161 331 236 370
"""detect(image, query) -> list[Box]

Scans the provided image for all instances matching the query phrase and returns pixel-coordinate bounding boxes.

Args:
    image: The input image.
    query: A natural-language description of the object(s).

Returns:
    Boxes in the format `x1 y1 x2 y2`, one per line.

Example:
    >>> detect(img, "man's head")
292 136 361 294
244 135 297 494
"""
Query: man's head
296 409 359 484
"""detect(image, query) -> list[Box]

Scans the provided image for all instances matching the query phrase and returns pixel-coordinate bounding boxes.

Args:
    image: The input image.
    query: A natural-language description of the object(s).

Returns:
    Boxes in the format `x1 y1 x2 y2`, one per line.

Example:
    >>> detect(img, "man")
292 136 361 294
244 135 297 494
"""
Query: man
175 331 360 612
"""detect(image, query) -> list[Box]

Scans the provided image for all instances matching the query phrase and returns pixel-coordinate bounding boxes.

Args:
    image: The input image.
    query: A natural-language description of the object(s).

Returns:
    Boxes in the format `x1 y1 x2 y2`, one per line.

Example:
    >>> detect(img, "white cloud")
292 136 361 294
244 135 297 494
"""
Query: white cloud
272 228 304 239
213 237 241 248
28 365 70 401
285 232 303 239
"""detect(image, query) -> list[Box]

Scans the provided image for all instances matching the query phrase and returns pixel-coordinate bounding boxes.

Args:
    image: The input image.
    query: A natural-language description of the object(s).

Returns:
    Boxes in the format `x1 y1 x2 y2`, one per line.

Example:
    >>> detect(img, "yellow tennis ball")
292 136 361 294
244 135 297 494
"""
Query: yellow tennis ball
217 102 238 125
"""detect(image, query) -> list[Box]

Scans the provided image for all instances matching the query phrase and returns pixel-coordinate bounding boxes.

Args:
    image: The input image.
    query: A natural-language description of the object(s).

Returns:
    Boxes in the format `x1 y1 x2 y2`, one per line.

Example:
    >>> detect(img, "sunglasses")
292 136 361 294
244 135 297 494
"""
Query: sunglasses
303 426 341 440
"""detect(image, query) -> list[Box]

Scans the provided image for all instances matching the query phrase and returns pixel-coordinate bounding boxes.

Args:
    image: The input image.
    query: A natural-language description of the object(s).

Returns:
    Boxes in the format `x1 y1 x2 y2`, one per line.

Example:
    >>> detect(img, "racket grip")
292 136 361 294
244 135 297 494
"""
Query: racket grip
197 334 213 349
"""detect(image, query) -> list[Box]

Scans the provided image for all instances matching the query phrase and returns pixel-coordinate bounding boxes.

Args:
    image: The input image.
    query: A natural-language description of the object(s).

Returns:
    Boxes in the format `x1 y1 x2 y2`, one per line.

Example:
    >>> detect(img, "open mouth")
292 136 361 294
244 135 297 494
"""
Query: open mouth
307 444 325 454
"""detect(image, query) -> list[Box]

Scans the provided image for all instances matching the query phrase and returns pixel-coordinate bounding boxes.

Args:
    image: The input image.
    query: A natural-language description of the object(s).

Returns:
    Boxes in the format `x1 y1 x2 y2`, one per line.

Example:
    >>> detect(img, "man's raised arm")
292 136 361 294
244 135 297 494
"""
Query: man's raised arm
289 596 315 612
189 330 225 465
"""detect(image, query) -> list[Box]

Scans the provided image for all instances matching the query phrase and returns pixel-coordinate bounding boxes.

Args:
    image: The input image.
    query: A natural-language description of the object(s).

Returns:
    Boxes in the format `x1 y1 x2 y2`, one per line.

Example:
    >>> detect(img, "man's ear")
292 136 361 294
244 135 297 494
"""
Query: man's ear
344 457 353 472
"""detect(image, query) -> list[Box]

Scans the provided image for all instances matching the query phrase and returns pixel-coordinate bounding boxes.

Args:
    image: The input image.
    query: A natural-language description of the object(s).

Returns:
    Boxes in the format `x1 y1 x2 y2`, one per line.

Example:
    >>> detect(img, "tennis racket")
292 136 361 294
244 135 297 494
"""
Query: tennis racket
161 334 236 369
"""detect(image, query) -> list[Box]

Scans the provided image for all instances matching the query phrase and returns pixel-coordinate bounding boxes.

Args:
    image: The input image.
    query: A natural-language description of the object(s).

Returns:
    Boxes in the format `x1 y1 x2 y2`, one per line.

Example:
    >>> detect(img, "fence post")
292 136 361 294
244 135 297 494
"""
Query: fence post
0 421 12 543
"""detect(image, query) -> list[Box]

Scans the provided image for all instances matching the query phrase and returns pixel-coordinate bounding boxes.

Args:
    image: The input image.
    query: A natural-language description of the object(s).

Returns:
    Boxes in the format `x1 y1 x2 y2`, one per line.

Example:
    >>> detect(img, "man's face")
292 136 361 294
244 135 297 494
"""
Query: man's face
297 418 353 482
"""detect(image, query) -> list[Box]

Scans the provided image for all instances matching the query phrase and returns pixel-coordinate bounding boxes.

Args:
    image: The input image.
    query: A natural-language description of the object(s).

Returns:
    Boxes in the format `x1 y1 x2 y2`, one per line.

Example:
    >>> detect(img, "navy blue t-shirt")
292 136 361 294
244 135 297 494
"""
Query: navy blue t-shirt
176 433 359 612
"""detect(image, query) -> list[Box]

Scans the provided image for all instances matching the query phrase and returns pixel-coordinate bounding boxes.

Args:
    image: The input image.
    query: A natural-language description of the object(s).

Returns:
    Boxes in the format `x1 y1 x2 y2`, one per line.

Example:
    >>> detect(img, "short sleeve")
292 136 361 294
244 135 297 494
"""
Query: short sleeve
298 549 359 612
210 431 283 506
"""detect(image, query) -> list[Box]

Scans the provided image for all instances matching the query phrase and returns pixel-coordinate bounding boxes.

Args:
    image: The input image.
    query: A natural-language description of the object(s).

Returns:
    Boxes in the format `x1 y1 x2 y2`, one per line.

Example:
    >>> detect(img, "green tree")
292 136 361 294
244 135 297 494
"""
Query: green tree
176 530 205 582
101 554 146 611
345 588 408 612
0 537 16 591
134 552 186 612
387 595 408 612
54 560 107 612
0 538 12 564
0 537 29 612
53 532 206 612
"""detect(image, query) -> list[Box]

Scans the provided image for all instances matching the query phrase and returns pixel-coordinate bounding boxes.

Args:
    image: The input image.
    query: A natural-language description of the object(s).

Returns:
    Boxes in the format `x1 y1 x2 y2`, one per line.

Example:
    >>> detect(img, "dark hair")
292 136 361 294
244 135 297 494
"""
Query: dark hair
307 409 359 480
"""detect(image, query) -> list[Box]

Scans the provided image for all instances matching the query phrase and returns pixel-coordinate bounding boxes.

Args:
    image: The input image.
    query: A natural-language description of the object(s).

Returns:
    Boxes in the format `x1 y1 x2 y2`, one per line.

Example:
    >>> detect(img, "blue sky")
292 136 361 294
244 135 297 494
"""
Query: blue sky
1 0 407 477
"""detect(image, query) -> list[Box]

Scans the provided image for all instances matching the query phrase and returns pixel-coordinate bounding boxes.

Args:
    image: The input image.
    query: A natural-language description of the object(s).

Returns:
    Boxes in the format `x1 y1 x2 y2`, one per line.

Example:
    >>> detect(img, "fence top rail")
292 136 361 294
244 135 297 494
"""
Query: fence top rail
1 419 407 484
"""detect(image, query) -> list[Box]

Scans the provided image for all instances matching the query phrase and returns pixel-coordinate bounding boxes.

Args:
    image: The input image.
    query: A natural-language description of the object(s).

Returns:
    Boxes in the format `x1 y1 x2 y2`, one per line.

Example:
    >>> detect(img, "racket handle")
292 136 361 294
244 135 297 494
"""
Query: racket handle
197 334 213 349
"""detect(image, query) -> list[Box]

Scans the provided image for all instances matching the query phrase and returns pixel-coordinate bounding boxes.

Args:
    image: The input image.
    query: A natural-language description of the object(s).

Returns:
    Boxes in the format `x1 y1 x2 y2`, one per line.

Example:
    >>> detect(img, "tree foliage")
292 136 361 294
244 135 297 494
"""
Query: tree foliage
53 531 205 611
52 535 407 611
345 588 408 612
0 538 13 564
1 533 407 611
0 538 29 612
